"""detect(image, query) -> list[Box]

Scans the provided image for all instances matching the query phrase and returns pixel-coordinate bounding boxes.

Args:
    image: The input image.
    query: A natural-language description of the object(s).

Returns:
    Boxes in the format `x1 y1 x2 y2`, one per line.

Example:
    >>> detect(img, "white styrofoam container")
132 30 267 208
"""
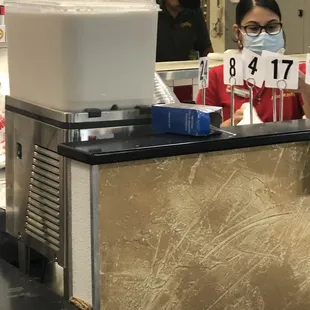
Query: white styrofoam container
6 1 159 111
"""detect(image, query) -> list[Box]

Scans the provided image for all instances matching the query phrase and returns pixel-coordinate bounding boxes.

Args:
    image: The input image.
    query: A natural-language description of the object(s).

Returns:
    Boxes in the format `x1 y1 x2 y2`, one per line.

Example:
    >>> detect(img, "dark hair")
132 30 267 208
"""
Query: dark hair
236 0 282 25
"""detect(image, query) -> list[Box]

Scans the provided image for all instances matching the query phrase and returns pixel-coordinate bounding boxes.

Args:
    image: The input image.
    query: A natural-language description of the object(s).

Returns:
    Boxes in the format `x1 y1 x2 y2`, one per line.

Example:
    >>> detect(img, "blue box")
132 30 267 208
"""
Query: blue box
152 104 223 136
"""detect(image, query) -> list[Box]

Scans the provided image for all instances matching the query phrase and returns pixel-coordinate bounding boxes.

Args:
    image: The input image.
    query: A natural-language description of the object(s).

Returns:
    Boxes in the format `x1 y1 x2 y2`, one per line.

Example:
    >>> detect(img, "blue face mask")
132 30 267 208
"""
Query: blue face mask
243 30 285 55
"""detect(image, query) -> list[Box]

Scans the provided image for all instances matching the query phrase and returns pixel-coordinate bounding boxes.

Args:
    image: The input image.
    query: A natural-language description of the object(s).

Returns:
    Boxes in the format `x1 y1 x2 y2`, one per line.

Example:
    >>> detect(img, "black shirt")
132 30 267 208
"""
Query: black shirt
156 2 212 62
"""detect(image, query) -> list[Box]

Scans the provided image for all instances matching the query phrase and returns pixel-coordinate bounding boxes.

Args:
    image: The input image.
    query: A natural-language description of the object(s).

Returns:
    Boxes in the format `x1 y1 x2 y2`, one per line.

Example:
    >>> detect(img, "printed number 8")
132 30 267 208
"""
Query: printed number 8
230 57 236 77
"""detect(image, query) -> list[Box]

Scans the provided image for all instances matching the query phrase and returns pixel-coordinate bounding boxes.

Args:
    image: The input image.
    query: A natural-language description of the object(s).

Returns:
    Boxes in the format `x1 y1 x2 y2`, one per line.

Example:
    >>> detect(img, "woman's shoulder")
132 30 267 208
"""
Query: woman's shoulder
299 62 306 73
209 64 224 76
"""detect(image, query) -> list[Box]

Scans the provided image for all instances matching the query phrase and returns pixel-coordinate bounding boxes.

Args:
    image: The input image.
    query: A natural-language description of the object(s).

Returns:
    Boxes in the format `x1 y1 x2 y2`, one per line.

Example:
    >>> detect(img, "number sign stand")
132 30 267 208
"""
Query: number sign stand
246 78 256 125
272 89 277 122
277 80 287 121
201 77 207 106
224 54 244 126
264 54 298 122
229 77 236 126
243 48 266 88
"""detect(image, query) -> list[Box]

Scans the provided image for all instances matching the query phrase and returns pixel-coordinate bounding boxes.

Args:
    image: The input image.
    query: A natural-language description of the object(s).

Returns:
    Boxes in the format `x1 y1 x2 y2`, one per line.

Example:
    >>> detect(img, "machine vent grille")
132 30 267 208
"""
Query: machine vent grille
25 145 60 252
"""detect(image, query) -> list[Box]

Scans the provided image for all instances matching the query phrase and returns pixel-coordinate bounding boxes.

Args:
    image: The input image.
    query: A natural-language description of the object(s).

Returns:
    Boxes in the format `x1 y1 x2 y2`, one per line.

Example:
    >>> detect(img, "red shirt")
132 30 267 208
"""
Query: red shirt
196 63 306 122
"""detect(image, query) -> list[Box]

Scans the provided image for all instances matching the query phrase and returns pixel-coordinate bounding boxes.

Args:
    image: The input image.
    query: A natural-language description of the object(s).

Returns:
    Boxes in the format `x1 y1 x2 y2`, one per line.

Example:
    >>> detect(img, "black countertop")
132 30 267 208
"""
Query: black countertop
0 259 76 310
58 120 310 165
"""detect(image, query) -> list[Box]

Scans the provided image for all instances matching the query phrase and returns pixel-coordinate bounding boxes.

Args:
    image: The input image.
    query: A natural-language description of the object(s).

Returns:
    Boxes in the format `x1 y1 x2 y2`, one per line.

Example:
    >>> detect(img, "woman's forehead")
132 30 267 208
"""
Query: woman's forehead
242 6 280 25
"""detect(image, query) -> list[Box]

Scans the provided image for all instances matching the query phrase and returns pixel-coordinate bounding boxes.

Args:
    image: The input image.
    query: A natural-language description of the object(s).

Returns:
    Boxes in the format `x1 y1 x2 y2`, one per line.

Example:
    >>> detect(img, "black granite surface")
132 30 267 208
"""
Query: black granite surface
0 259 76 310
58 120 310 165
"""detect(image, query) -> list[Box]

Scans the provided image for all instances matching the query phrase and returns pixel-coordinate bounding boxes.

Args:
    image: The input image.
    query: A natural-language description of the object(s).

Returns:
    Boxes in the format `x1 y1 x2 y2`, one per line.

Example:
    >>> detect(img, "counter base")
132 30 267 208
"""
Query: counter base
98 141 310 309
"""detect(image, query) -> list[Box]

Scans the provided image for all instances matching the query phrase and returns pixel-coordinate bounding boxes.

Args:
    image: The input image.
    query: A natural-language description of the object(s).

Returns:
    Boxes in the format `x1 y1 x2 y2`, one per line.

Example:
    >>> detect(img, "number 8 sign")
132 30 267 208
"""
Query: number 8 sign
223 54 244 86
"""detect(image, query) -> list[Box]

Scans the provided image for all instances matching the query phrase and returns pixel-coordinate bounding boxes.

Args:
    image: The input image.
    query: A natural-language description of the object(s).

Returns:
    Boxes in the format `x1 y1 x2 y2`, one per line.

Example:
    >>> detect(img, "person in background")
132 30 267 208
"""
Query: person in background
156 0 214 103
196 0 310 127
156 0 214 62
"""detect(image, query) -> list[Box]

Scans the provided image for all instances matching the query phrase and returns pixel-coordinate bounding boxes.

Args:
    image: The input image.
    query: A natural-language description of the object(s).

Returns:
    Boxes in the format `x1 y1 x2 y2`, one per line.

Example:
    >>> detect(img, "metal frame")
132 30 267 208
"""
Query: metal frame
63 156 72 299
157 69 198 81
5 97 152 300
6 96 149 124
90 166 100 310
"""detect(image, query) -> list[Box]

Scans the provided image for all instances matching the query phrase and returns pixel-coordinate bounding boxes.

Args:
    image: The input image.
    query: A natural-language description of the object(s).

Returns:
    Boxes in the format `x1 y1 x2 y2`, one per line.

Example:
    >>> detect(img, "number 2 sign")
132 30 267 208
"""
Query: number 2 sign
198 57 209 89
223 54 244 86
264 55 299 89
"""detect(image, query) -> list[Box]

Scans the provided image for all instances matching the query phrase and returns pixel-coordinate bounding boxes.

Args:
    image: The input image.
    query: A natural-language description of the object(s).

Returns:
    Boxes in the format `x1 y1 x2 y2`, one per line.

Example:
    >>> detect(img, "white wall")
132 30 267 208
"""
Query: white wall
209 0 226 52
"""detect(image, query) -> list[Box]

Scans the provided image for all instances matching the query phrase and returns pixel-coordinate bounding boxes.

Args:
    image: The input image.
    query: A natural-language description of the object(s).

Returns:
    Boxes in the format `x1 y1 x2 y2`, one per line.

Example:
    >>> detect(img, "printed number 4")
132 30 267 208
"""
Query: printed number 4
248 57 258 75
271 59 293 80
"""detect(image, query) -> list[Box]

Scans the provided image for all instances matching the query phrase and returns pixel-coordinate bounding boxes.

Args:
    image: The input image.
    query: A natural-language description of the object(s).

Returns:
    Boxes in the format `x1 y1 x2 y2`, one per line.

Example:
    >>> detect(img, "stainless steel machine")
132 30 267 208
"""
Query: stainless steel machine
5 72 179 297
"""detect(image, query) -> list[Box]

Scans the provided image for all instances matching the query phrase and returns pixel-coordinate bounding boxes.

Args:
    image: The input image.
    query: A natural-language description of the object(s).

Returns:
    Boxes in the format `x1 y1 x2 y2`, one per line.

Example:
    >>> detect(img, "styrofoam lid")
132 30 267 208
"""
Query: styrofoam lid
5 0 160 13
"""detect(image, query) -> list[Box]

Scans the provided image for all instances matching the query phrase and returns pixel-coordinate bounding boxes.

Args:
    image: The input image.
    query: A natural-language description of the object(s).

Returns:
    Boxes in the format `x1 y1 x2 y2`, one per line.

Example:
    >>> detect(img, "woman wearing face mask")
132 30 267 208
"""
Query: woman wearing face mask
196 0 310 127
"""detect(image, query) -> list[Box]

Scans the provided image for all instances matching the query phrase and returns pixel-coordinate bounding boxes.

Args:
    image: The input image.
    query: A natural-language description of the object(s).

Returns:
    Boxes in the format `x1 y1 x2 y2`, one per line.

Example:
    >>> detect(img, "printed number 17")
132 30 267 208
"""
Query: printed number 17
271 59 293 80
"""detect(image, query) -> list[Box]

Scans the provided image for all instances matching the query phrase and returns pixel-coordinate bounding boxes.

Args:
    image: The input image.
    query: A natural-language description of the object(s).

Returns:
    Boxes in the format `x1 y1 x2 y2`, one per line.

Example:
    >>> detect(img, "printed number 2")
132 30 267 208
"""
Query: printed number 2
271 59 293 80
199 60 204 81
230 57 236 77
248 57 258 75
200 59 208 81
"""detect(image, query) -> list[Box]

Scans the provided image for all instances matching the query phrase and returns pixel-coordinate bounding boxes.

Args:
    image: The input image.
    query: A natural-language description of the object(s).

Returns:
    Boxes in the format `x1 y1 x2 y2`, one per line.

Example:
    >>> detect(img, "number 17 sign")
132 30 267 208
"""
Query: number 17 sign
263 54 299 89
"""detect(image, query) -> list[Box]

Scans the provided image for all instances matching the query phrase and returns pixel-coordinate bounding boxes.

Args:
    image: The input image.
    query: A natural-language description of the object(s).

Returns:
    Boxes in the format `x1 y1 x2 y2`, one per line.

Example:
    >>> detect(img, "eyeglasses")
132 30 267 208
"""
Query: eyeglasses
239 22 283 37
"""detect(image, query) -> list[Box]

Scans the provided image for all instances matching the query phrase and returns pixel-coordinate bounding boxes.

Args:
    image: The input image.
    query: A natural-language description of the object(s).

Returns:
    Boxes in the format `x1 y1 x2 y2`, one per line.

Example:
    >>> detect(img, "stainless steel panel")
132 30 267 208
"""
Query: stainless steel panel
27 204 60 225
28 199 60 217
6 96 150 124
32 166 60 183
79 124 153 141
31 173 59 189
33 152 59 168
30 178 60 196
27 211 59 232
5 97 153 300
90 166 100 310
29 192 59 211
153 72 180 104
157 69 198 81
35 145 60 160
25 228 59 250
5 110 66 267
32 159 59 175
29 185 60 204
26 218 60 240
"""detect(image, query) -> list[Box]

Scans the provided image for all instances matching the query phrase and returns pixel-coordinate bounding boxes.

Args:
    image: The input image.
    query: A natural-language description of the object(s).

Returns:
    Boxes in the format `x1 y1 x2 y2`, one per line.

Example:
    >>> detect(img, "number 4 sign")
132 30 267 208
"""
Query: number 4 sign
223 54 244 86
198 57 209 89
264 55 299 89
242 48 266 88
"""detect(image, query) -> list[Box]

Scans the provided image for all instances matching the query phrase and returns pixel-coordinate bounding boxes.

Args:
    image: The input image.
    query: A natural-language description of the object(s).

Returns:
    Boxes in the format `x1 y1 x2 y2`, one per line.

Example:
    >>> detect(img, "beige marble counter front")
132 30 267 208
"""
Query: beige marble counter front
99 141 310 309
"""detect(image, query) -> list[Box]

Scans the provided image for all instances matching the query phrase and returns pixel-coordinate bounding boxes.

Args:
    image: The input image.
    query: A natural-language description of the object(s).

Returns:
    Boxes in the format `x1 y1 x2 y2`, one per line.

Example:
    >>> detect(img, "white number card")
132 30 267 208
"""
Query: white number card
264 55 299 89
198 57 209 89
223 54 244 86
306 53 310 85
242 48 266 88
